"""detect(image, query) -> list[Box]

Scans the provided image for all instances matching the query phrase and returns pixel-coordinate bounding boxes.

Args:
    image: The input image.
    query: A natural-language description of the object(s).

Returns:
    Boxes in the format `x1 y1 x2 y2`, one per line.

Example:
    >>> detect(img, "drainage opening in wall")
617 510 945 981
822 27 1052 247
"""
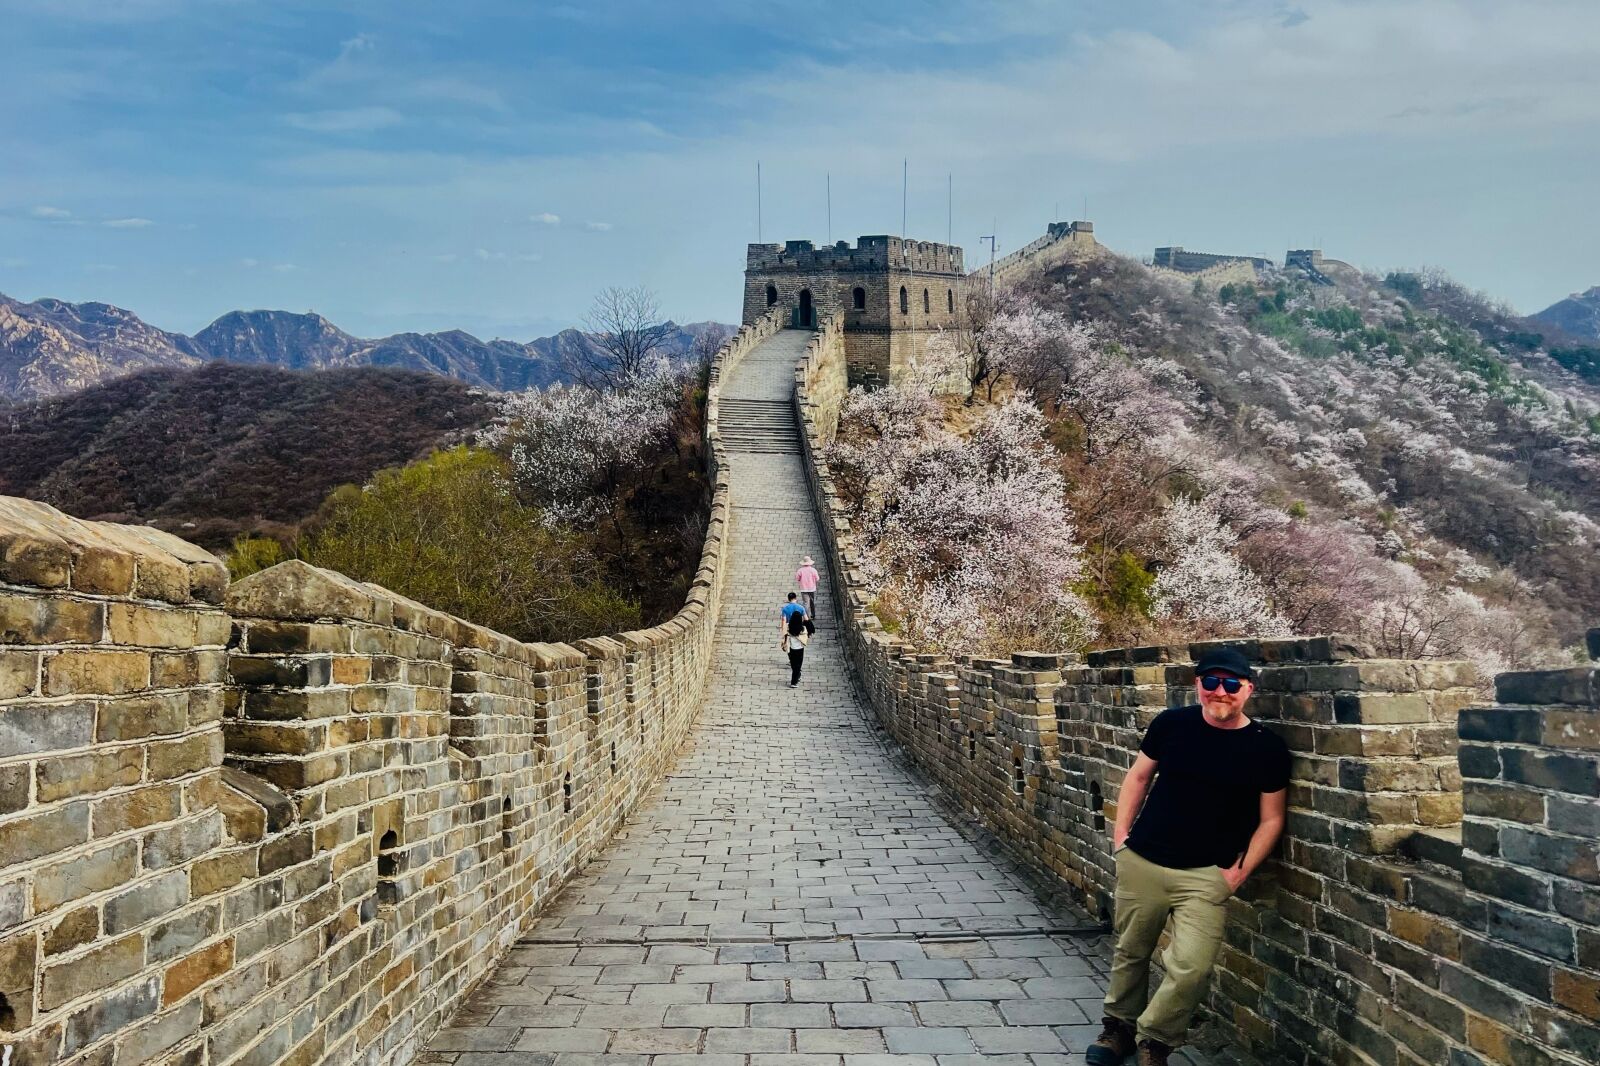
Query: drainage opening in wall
966 730 976 761
563 771 573 814
377 828 402 907
501 795 514 850
1012 756 1025 794
610 742 617 775
1089 780 1106 832
377 830 399 877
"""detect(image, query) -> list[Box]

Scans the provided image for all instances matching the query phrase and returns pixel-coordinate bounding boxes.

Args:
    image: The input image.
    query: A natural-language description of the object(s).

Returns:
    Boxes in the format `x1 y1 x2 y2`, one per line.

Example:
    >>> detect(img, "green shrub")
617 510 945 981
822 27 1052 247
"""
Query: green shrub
301 446 640 643
224 535 287 579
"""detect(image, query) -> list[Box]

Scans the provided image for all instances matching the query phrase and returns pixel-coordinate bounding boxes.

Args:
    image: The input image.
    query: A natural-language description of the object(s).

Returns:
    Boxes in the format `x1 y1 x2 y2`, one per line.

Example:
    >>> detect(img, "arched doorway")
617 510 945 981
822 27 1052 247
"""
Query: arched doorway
797 288 815 328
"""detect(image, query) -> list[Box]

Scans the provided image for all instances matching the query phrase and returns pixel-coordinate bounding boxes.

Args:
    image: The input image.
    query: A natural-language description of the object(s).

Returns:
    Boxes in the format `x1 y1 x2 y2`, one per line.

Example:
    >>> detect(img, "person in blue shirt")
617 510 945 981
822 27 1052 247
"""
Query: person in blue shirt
779 593 812 687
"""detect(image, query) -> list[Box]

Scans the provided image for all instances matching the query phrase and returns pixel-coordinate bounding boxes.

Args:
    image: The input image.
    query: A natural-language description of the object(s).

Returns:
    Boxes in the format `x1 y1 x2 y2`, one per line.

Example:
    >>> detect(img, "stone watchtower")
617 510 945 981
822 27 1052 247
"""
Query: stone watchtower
743 235 967 387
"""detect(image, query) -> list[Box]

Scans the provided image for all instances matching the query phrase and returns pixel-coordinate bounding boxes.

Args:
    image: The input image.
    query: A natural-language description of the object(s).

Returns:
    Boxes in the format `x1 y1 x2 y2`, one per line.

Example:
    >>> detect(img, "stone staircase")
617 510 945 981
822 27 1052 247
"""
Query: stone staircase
718 397 802 453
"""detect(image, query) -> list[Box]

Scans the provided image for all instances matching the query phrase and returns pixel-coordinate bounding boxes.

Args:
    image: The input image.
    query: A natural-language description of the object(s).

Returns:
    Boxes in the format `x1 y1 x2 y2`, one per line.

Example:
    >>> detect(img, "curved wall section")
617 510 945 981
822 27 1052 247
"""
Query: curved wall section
794 319 1600 1066
0 307 786 1066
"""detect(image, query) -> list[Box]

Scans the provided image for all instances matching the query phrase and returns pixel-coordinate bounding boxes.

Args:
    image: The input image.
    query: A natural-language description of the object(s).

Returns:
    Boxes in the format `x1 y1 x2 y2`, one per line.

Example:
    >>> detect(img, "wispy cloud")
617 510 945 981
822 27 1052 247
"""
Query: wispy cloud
104 217 154 228
271 263 298 272
583 220 612 232
474 248 542 262
31 205 72 219
238 258 260 268
531 212 561 225
284 106 404 133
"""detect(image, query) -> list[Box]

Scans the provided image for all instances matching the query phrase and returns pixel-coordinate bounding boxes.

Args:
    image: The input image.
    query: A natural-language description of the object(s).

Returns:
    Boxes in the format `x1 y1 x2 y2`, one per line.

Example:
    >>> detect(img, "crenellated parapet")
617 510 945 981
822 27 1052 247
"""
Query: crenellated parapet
792 335 1600 1064
0 311 774 1066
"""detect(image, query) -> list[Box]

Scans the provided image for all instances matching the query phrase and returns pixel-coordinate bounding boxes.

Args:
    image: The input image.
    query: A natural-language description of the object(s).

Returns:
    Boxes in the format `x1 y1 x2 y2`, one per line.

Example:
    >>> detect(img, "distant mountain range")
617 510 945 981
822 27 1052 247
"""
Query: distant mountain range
1533 286 1600 341
0 293 730 402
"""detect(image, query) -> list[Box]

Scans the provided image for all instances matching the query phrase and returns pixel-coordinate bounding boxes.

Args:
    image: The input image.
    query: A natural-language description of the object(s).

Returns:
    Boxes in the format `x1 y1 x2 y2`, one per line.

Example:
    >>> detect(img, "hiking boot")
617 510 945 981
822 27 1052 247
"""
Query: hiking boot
1136 1038 1174 1066
1084 1015 1136 1064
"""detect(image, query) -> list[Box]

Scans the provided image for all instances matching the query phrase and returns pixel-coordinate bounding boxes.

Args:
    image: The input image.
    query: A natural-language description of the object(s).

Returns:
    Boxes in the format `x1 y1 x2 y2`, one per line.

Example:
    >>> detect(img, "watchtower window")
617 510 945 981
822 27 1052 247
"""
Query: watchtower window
852 287 866 310
947 289 954 313
899 286 908 314
765 283 778 307
923 289 930 313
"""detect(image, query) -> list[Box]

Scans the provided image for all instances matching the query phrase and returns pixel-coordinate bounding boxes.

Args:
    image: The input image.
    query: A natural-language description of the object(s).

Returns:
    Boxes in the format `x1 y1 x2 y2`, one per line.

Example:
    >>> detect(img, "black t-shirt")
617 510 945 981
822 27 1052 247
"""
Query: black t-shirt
1125 705 1291 870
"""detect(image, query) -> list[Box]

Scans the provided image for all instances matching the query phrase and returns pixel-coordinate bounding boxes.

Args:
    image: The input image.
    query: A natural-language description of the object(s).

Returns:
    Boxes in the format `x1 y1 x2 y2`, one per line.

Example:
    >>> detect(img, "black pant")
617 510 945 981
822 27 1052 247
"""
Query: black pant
788 647 804 684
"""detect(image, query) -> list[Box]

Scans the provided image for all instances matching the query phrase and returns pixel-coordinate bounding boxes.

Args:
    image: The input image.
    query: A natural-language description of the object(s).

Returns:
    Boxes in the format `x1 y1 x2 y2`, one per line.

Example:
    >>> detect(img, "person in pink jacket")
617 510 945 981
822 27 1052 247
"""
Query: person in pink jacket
794 555 819 616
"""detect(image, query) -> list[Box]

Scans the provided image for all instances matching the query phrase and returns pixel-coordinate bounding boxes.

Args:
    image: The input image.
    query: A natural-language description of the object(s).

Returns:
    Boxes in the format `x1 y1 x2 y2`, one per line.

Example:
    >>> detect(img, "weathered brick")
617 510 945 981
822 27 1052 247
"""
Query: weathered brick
44 649 151 697
148 903 220 963
162 937 234 1006
0 762 28 815
191 850 258 898
1498 825 1600 882
61 973 159 1054
42 932 145 1009
1499 747 1599 796
1388 907 1461 958
143 812 223 869
0 699 95 758
43 905 100 956
35 746 143 802
1495 667 1594 706
0 592 104 645
0 801 91 866
105 869 189 935
107 603 197 648
95 692 188 742
1543 709 1600 751
33 840 139 912
0 649 39 699
1463 780 1545 824
92 782 182 836
147 730 223 781
1458 707 1541 743
1554 967 1600 1023
117 995 203 1062
1486 900 1575 963
1459 933 1553 999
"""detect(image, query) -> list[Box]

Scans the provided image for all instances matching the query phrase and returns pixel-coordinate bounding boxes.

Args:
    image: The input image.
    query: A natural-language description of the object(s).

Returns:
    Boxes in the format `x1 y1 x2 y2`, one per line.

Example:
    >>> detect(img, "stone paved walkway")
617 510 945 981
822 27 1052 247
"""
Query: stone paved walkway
425 331 1211 1066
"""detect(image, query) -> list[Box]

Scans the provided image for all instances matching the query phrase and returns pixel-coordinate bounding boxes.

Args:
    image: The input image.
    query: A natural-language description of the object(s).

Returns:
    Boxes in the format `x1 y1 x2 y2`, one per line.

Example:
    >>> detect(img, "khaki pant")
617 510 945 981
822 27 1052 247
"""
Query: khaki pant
1105 846 1230 1047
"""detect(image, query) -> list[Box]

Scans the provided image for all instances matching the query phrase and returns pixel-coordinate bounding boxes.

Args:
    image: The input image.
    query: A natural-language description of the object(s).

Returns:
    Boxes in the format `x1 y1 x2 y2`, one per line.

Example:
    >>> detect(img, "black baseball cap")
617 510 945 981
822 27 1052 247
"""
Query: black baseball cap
1194 647 1256 680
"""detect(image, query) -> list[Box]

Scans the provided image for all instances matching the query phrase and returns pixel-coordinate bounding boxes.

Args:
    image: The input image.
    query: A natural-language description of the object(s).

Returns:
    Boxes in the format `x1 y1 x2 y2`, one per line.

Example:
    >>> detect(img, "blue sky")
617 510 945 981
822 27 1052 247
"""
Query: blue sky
3 0 1598 338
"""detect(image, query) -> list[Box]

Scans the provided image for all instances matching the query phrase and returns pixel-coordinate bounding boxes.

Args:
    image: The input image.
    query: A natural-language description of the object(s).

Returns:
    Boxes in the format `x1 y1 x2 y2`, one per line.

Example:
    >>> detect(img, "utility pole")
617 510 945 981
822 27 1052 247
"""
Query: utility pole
756 161 763 244
980 233 997 298
901 159 908 238
947 173 952 246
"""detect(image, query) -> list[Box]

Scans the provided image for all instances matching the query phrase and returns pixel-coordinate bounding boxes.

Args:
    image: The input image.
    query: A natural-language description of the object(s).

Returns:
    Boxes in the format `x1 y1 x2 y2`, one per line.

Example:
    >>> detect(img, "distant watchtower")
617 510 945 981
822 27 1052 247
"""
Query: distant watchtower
743 235 967 387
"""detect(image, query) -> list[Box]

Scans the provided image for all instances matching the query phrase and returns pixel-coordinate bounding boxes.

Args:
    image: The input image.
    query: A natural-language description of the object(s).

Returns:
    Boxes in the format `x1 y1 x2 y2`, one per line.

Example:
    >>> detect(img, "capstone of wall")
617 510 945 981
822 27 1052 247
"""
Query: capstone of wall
0 309 784 1066
793 336 1600 1065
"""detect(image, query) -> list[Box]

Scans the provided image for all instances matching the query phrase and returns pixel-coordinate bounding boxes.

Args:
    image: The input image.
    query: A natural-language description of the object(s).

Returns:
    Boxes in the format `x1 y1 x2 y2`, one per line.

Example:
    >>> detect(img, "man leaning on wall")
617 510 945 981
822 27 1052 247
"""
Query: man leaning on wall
1086 647 1290 1066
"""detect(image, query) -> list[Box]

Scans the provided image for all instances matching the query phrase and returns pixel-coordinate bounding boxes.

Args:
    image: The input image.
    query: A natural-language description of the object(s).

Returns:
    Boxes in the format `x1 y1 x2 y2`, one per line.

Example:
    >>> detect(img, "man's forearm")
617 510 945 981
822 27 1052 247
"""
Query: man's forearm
1235 817 1284 876
1112 775 1150 846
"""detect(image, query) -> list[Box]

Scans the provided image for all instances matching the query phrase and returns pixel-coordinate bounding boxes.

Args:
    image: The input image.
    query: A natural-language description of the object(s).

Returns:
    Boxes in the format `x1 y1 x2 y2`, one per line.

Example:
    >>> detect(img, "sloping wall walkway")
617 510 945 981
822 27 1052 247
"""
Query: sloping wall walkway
421 329 1186 1064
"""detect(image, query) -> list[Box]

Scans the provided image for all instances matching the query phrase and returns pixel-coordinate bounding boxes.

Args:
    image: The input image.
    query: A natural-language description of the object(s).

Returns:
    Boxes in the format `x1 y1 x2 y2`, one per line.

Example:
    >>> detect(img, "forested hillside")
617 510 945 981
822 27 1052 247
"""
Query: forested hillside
0 362 492 547
832 252 1599 680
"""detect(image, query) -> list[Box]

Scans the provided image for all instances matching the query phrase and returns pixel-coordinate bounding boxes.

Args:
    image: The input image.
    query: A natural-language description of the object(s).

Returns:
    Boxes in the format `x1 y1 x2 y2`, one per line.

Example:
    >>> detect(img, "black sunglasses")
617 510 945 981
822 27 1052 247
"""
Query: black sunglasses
1199 675 1246 694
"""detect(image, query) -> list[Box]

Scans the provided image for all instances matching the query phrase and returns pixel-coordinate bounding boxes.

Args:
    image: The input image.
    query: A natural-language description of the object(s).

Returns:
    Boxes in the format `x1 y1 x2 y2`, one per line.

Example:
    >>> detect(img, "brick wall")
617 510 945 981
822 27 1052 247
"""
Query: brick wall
793 349 1600 1064
0 316 764 1065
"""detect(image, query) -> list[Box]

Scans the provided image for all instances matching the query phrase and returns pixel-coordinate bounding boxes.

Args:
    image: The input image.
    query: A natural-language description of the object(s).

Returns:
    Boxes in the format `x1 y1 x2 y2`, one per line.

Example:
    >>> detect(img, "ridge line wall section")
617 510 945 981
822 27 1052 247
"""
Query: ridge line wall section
0 306 786 1066
794 320 1600 1066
